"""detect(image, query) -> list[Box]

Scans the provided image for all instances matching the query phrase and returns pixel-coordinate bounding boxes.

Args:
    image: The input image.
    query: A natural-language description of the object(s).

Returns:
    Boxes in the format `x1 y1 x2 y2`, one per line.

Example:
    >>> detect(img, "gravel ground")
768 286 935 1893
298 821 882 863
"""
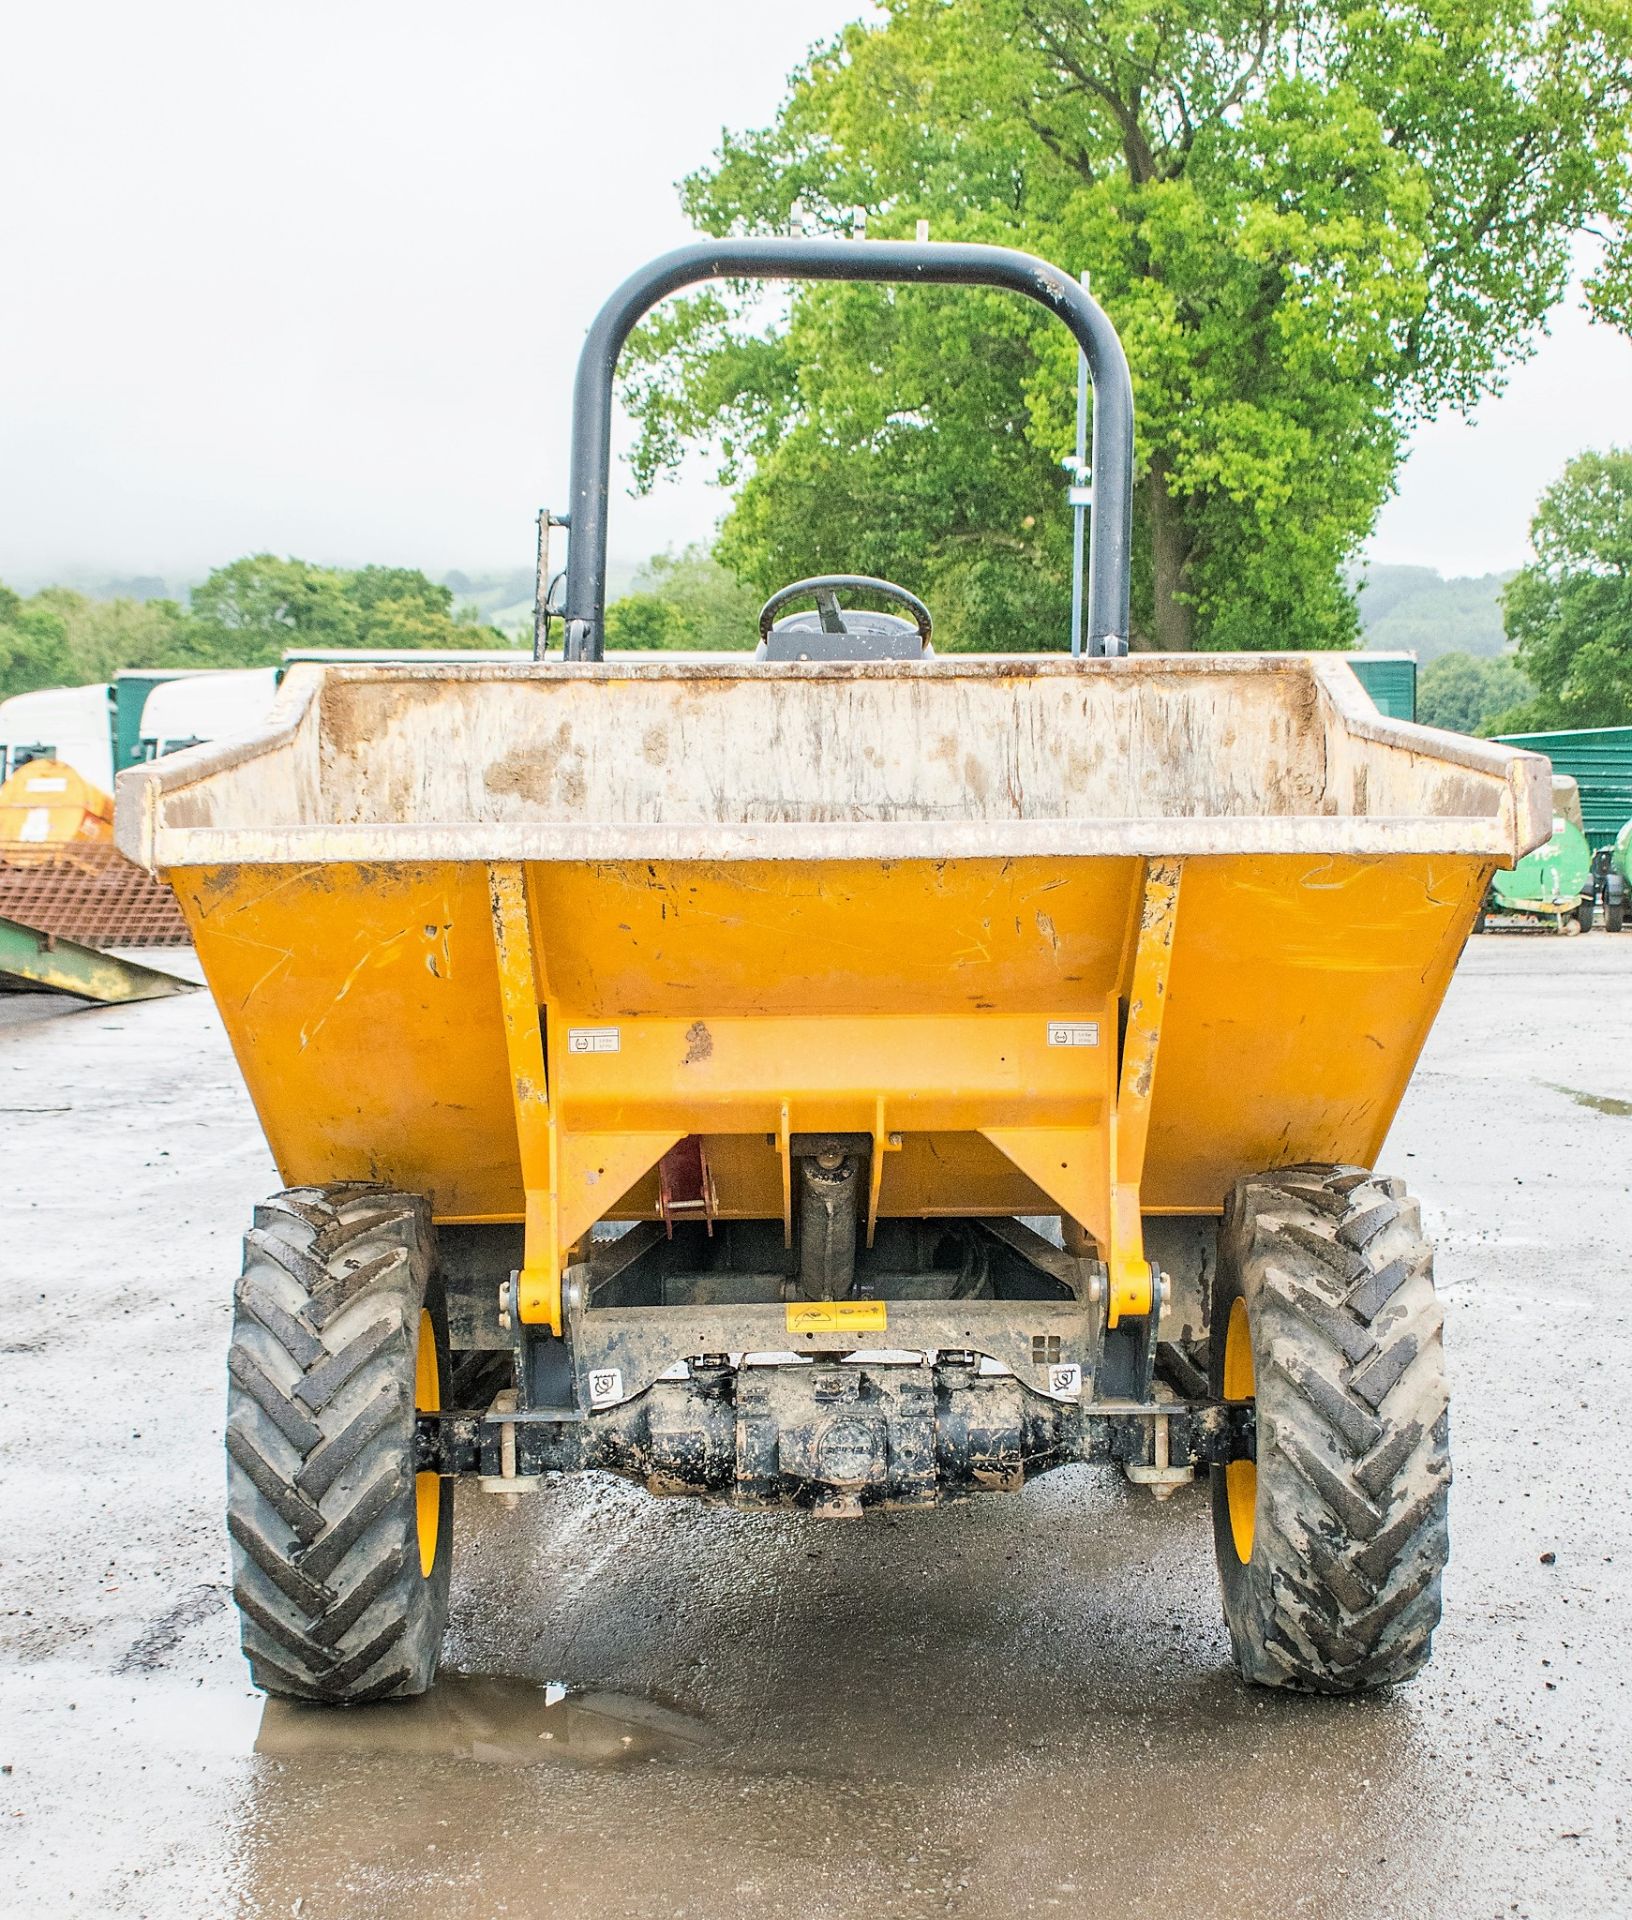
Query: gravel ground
1 936 1629 1920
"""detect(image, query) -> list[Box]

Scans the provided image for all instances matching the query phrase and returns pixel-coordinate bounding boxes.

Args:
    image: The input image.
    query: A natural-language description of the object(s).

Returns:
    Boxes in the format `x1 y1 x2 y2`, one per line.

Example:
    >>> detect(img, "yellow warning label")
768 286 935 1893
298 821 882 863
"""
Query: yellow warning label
785 1300 888 1335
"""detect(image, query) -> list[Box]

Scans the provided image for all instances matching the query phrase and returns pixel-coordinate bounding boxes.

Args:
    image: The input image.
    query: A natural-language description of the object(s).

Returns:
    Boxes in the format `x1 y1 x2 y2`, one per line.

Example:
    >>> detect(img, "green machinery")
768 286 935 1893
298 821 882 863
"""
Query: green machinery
0 914 196 1003
1609 819 1632 930
1482 776 1595 934
1493 727 1632 930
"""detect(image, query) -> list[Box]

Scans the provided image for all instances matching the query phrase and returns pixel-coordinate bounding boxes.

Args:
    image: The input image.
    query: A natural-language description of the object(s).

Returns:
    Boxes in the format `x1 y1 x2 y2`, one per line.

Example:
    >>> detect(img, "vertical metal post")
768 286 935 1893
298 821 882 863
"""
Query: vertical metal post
1069 270 1090 658
533 510 570 660
532 509 550 661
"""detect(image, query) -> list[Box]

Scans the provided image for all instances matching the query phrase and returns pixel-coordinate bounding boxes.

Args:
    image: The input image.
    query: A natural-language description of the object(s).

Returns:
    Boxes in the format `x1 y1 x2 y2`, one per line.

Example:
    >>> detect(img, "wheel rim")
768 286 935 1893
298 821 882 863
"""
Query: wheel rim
1222 1296 1256 1563
414 1307 440 1577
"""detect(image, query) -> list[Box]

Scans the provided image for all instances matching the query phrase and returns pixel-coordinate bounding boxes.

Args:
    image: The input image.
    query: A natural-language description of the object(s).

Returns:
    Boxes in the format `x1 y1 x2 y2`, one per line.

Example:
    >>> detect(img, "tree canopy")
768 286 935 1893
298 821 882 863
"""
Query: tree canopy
1417 649 1532 735
623 0 1632 652
1500 448 1632 728
0 558 512 701
185 557 503 665
601 545 762 650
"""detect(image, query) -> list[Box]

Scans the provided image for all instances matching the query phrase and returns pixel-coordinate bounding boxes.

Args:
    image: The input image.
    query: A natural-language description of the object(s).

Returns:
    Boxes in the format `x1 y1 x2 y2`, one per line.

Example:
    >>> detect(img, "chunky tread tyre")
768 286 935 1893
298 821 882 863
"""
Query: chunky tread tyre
226 1183 451 1703
1211 1163 1449 1692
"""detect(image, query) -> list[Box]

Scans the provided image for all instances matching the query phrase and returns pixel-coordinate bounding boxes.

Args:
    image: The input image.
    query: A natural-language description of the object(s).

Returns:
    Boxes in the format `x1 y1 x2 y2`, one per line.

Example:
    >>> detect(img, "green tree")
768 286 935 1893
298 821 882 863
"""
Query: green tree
624 0 1632 652
1500 448 1632 728
1 582 188 699
0 561 512 701
186 556 505 665
344 566 493 649
0 591 75 699
1417 649 1532 734
184 556 355 663
24 588 193 682
603 545 762 650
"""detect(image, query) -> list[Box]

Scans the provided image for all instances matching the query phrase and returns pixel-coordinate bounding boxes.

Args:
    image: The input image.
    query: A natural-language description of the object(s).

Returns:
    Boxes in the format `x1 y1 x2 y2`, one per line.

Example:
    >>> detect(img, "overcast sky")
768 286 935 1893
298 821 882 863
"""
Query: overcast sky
3 0 1629 593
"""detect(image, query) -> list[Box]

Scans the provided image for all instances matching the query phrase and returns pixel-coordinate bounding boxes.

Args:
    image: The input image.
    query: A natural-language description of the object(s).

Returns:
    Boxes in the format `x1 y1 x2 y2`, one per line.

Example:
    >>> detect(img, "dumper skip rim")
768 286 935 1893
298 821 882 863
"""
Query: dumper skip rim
116 649 1551 870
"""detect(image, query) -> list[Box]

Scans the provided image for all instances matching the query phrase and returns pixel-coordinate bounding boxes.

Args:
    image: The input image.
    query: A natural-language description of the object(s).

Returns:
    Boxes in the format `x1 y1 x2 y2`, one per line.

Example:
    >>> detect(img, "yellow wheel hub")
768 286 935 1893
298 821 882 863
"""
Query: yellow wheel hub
1222 1295 1256 1563
414 1307 441 1577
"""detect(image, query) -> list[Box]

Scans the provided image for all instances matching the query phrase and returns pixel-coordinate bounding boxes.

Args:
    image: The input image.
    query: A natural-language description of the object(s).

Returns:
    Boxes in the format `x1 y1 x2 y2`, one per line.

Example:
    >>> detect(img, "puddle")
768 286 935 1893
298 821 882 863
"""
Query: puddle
1545 1082 1632 1117
255 1671 710 1767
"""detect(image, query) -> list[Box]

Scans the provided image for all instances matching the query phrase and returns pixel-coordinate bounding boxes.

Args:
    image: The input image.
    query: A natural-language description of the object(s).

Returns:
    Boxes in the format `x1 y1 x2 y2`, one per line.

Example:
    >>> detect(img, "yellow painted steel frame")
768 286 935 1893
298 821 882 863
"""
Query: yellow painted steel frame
489 863 566 1332
489 856 1179 1334
164 845 1490 1342
1108 858 1180 1324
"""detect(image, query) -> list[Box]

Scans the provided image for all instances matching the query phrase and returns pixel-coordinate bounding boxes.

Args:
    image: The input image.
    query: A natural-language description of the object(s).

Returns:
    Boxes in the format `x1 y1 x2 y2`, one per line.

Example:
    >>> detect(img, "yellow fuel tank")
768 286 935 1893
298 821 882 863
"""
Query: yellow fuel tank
0 757 114 862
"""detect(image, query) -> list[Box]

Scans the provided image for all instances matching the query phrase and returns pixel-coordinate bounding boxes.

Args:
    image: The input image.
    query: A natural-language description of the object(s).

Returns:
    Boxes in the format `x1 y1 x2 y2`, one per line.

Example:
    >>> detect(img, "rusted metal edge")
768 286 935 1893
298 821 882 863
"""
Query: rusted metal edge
0 914 198 1003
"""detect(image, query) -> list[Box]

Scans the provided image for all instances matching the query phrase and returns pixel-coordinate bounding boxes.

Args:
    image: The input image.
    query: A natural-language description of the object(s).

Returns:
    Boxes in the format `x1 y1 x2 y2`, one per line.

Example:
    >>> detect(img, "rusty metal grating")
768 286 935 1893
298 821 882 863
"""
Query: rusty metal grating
0 843 189 947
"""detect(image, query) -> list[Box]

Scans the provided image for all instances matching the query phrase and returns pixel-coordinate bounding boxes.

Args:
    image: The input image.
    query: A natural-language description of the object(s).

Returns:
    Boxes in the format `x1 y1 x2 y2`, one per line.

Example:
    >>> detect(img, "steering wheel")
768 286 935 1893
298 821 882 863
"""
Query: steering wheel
757 575 933 648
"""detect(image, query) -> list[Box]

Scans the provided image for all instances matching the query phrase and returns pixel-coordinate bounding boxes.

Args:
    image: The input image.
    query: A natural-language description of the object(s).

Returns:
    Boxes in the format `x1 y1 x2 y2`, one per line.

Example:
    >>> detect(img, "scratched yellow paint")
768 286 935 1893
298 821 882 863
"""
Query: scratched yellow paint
168 851 1492 1307
168 862 519 1217
1144 853 1493 1208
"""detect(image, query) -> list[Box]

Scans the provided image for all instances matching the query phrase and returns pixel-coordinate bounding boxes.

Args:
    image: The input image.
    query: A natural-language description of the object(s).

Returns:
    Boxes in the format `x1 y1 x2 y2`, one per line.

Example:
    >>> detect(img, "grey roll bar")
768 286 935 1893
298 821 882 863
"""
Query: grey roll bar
561 237 1135 661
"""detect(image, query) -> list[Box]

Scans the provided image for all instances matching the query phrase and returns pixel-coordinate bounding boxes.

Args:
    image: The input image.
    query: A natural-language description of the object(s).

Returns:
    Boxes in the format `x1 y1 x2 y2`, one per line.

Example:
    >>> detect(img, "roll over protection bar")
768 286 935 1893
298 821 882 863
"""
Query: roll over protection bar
561 238 1135 661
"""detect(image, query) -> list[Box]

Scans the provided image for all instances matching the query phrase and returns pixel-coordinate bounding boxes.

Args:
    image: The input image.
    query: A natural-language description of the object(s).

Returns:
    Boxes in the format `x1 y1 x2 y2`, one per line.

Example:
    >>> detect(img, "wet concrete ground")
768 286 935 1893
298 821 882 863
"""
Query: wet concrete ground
2 937 1629 1919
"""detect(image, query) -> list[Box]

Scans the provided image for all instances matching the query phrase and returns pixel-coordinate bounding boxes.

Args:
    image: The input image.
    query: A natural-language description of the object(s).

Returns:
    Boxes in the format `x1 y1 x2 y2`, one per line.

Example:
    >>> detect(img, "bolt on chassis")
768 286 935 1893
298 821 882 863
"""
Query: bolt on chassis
116 239 1550 1702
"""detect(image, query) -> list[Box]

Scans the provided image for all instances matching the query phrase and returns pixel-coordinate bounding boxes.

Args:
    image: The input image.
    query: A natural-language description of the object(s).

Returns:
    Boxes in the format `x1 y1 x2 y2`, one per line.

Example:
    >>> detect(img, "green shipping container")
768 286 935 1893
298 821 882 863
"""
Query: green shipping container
1491 724 1632 853
112 670 198 773
1345 652 1418 723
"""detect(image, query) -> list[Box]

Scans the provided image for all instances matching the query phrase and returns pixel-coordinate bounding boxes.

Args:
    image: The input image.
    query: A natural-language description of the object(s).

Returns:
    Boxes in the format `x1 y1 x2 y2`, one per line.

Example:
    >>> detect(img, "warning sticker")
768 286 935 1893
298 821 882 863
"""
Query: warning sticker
785 1300 888 1336
1047 1021 1100 1048
568 1027 620 1055
1047 1364 1084 1400
587 1367 624 1408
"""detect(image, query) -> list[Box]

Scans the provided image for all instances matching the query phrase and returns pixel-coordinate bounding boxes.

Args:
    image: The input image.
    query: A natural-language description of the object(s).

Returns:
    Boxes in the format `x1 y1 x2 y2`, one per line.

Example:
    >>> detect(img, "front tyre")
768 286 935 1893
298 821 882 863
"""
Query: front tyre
1210 1165 1450 1692
225 1183 452 1703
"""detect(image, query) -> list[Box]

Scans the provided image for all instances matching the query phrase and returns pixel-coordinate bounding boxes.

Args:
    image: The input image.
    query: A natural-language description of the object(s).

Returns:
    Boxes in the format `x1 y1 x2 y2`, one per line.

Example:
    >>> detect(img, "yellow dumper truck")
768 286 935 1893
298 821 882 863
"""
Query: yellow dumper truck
117 241 1548 1703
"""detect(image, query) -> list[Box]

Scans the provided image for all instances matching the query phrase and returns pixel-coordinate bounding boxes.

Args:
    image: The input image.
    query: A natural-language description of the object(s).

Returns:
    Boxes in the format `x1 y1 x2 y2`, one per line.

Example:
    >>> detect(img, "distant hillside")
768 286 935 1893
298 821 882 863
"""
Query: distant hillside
3 555 1516 660
1356 565 1512 661
0 568 201 603
452 558 1521 657
442 567 535 640
445 558 644 641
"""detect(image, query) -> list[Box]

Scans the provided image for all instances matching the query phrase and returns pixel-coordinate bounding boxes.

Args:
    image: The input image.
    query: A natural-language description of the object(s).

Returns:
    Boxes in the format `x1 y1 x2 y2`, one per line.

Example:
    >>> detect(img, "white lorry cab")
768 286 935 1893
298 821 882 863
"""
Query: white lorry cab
0 683 115 792
137 668 279 761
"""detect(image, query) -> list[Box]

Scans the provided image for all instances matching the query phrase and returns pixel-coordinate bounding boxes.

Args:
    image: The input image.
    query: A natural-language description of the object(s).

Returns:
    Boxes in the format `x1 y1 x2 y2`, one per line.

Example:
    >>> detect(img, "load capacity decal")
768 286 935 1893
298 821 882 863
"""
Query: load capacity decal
785 1300 888 1335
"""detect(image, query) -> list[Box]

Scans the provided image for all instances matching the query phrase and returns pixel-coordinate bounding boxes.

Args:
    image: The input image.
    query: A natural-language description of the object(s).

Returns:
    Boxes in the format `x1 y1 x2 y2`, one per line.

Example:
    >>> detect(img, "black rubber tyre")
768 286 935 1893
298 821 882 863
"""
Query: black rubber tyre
1210 1164 1450 1692
225 1183 452 1703
1578 897 1595 934
1609 899 1626 933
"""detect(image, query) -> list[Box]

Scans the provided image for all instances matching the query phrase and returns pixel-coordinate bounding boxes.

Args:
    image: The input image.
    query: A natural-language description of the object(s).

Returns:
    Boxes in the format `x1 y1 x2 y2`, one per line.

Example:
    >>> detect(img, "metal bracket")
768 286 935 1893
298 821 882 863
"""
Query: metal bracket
1108 857 1183 1325
532 508 571 661
658 1136 718 1237
489 863 562 1331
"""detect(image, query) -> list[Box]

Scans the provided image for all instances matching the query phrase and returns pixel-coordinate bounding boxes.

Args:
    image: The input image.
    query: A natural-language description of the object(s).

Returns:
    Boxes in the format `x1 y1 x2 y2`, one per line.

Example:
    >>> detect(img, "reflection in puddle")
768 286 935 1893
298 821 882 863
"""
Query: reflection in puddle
255 1671 710 1767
